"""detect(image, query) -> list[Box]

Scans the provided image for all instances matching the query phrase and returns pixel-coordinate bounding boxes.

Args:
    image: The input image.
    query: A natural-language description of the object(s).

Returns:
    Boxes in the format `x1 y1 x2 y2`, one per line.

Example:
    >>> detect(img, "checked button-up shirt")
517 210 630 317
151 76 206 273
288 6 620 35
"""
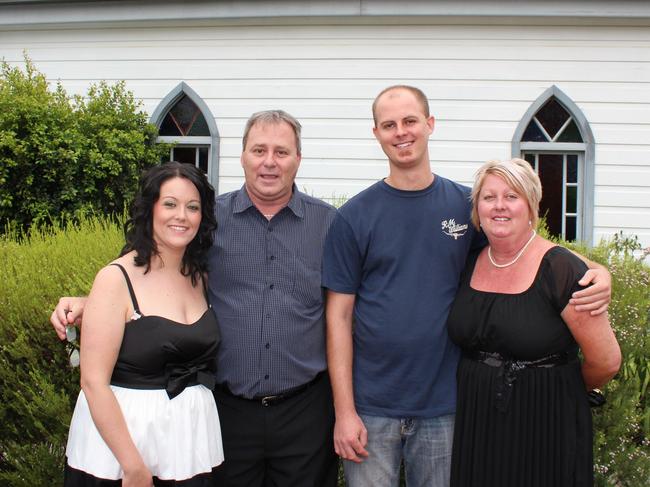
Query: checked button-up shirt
208 185 336 398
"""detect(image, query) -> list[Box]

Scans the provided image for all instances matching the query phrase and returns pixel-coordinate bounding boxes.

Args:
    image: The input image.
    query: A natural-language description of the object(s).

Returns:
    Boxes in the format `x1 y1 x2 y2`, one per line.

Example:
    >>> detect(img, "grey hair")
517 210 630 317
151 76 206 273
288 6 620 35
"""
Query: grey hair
242 109 302 155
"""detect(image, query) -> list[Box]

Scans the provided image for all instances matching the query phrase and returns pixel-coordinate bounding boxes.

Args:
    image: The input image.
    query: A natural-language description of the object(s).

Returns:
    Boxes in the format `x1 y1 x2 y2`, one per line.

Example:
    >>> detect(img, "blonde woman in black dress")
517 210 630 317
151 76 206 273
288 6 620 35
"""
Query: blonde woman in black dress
447 158 620 487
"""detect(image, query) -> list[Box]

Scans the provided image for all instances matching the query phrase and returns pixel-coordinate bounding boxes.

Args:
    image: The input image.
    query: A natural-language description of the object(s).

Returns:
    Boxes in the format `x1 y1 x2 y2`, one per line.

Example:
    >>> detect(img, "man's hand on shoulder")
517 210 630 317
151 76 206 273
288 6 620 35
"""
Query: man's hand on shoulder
570 266 611 316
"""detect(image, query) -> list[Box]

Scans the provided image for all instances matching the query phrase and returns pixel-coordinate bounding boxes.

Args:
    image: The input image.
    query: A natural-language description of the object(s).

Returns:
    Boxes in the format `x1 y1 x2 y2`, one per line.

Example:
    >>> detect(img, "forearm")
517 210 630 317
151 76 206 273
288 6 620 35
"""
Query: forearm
562 306 621 390
581 360 620 390
326 291 358 418
82 381 147 474
570 249 603 271
327 317 357 416
580 334 621 390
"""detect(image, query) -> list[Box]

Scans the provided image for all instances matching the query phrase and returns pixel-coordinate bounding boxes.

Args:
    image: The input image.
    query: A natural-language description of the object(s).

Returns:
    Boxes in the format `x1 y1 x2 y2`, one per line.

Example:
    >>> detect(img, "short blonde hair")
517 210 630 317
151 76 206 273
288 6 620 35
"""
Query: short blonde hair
372 85 430 126
471 158 542 230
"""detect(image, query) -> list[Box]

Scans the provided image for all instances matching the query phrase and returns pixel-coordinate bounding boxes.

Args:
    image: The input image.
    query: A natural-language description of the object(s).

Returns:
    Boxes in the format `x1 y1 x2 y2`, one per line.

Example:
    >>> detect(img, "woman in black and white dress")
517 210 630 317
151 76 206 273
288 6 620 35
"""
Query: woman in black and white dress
63 162 223 486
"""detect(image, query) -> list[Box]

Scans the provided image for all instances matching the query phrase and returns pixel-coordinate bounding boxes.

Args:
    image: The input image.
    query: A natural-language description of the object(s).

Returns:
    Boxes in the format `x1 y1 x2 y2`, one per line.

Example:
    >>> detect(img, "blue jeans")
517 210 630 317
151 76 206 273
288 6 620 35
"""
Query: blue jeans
343 413 454 487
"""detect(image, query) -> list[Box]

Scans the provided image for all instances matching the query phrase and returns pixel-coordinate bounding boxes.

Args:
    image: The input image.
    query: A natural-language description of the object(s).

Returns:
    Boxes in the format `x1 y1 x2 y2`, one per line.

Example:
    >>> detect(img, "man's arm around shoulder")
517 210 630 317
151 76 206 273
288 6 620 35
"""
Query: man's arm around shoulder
568 250 611 316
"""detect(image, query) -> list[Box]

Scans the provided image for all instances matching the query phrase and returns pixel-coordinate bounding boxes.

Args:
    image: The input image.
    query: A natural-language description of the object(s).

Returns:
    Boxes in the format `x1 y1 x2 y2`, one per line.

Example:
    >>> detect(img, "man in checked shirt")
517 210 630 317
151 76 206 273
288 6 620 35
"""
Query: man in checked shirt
51 110 339 487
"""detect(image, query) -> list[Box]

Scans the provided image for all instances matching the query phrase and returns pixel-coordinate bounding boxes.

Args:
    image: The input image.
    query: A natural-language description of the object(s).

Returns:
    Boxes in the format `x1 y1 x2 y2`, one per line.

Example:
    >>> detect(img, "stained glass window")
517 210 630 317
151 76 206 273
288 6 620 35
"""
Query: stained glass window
515 88 594 243
159 95 210 137
521 98 582 143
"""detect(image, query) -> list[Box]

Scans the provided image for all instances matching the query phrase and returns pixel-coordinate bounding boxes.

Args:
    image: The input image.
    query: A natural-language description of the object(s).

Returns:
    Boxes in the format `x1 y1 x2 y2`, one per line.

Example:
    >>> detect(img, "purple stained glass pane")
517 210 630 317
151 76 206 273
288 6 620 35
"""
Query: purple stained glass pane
159 113 182 136
522 120 548 142
535 98 569 139
556 119 583 143
188 112 210 136
170 96 199 136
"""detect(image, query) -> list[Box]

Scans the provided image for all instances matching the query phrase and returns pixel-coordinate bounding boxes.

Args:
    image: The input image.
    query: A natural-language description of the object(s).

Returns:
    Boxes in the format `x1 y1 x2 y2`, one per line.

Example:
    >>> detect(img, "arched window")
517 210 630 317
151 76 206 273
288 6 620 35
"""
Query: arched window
512 86 595 243
150 83 220 187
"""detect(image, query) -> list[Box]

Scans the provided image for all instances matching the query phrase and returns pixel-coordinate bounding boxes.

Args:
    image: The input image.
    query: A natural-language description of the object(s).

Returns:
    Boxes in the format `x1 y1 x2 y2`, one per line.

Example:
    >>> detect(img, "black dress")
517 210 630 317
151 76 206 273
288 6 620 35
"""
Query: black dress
64 264 224 486
447 246 593 487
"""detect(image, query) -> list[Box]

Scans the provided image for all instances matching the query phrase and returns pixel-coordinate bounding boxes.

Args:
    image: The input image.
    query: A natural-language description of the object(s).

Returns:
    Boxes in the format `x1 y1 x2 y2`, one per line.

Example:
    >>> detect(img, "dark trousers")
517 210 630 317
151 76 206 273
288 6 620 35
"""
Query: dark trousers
213 373 338 487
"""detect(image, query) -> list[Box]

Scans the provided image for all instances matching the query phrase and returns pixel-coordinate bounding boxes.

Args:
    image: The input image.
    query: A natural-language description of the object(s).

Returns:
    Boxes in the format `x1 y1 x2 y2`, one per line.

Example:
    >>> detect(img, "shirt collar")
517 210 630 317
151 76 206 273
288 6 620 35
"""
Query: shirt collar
233 184 304 219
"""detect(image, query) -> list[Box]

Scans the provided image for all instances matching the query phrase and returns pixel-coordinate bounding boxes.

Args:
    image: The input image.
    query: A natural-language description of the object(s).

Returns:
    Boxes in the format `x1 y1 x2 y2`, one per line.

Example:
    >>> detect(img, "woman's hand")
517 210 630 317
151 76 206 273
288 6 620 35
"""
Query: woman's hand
122 464 153 487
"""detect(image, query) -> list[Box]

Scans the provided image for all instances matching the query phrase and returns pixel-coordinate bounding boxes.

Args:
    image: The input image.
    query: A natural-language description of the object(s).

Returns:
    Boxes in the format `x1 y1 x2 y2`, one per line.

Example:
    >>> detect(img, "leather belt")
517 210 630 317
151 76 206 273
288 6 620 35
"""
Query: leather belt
218 371 325 407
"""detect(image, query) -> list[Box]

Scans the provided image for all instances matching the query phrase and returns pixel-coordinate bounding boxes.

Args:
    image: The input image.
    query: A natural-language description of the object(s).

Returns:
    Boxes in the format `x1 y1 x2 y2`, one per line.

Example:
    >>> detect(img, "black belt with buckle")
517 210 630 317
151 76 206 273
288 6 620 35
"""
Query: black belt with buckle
218 371 325 407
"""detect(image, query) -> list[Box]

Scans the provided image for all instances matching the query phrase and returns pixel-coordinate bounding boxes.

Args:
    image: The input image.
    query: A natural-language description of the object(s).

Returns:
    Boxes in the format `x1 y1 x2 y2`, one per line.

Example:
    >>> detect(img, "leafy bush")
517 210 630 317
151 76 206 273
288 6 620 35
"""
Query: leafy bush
585 234 650 487
0 216 123 486
0 56 167 231
0 217 647 486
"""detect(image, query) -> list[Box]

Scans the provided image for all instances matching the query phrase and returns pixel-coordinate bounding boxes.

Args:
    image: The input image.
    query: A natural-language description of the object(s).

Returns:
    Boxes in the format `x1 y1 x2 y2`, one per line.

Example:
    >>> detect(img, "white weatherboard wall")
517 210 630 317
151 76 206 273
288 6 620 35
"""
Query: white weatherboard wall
1 17 649 249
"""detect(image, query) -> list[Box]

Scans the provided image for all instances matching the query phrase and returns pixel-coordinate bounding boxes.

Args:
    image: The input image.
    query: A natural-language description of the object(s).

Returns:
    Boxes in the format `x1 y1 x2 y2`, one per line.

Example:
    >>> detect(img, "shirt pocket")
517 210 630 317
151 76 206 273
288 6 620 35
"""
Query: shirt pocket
291 254 324 309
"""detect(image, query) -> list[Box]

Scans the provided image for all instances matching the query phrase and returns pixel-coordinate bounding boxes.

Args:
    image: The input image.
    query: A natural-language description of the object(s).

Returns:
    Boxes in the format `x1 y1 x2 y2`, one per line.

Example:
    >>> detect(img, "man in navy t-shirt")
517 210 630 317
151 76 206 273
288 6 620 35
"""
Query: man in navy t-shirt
322 85 610 487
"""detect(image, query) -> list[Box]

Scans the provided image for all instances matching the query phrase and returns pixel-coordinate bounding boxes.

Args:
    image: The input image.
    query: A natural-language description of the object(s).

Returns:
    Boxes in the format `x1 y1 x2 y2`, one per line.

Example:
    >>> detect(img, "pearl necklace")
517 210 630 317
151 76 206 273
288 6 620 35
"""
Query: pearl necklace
487 230 537 268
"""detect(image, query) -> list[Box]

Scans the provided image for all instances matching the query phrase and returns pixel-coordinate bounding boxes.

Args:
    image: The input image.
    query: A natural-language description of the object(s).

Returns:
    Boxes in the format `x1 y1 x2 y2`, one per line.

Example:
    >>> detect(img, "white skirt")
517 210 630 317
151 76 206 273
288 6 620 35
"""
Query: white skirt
66 384 224 481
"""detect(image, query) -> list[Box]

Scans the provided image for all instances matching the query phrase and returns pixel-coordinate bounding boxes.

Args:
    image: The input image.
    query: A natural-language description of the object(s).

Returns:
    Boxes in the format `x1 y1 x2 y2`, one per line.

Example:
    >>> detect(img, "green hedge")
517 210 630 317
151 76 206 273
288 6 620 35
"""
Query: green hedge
0 57 167 231
586 235 650 486
0 217 123 486
0 218 648 486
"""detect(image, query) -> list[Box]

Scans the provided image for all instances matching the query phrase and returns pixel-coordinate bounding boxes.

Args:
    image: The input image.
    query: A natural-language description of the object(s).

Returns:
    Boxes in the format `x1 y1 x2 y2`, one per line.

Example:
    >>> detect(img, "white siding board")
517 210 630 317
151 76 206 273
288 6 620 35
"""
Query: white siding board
3 22 650 43
591 125 650 145
596 166 650 187
579 104 650 125
594 208 650 229
37 79 650 106
4 41 650 63
596 147 650 167
14 59 650 84
595 188 650 208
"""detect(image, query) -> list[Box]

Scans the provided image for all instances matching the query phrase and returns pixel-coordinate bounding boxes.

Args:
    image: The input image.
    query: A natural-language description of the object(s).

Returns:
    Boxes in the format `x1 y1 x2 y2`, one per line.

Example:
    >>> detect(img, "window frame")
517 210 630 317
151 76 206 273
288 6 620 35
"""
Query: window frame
512 85 595 245
150 83 220 188
523 151 584 241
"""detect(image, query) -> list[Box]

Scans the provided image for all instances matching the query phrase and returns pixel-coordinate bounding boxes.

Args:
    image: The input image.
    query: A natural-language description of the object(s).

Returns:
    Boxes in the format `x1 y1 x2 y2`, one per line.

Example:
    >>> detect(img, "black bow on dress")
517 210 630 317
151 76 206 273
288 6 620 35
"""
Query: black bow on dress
164 361 216 399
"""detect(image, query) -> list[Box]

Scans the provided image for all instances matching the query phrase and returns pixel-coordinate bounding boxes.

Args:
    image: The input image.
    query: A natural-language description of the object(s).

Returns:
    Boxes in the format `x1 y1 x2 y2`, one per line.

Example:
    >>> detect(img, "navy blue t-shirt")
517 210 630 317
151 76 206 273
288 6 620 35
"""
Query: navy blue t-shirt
322 176 484 418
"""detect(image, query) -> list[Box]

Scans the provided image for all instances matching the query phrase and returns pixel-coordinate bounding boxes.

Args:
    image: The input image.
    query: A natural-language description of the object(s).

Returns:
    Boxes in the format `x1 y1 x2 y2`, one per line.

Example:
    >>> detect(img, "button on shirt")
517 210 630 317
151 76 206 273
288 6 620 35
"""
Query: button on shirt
208 185 337 398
